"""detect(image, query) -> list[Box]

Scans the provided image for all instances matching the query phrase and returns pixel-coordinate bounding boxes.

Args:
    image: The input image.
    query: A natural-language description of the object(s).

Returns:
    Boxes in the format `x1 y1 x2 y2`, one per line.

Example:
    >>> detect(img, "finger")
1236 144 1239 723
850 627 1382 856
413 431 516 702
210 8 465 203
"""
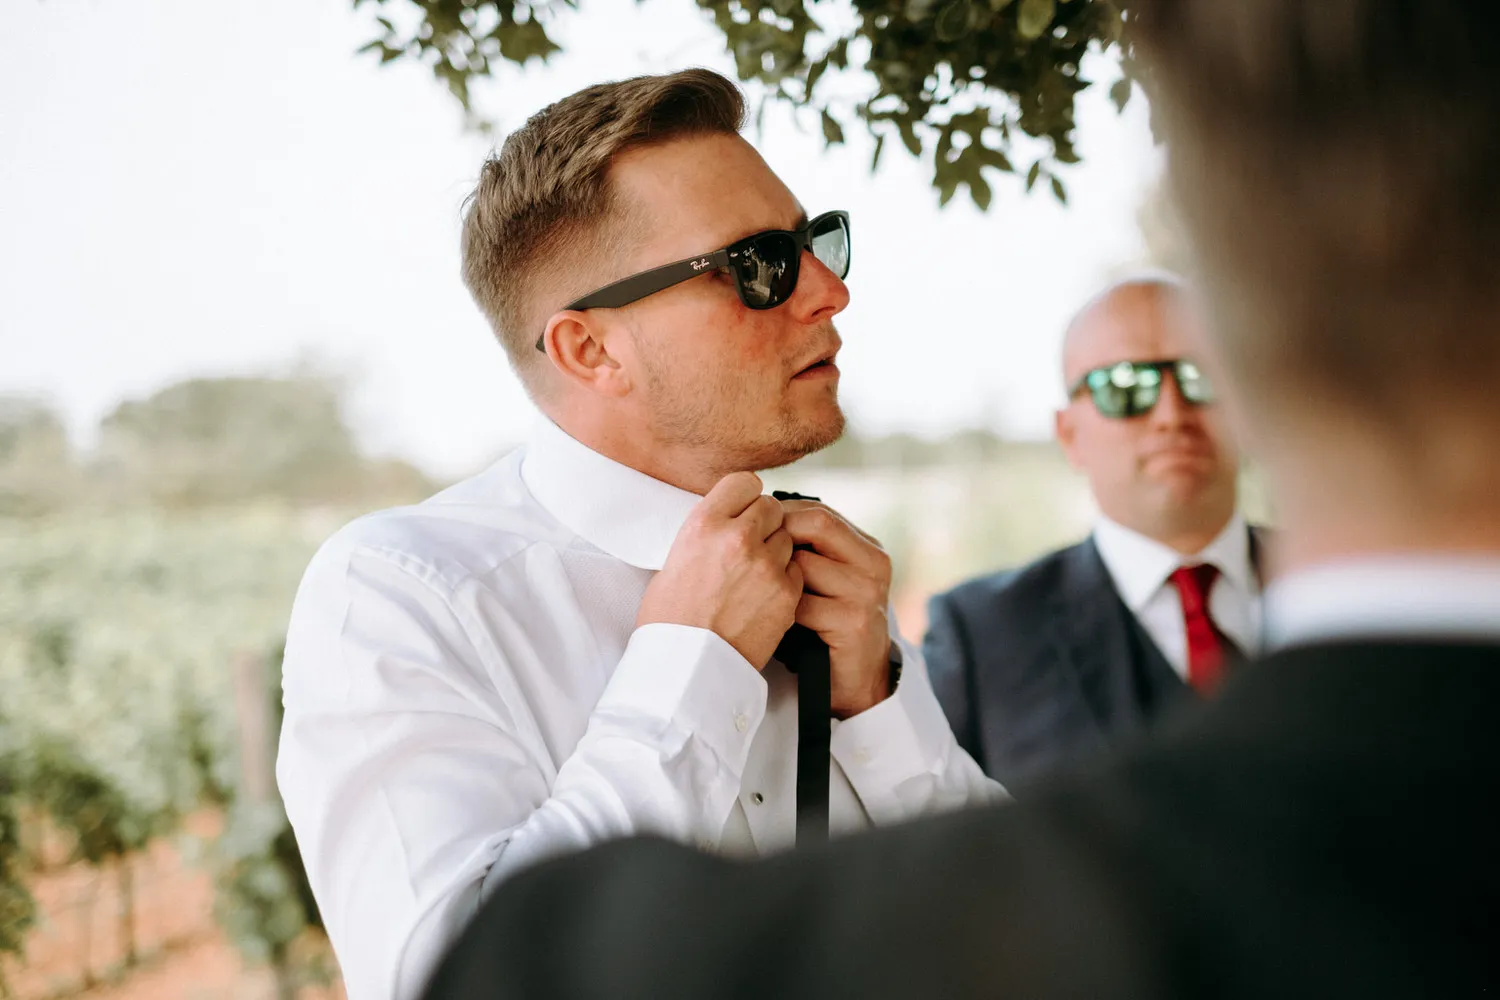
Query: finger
737 493 786 541
785 558 805 596
792 548 865 600
796 591 890 641
782 506 878 566
767 526 795 568
697 471 764 519
779 499 876 544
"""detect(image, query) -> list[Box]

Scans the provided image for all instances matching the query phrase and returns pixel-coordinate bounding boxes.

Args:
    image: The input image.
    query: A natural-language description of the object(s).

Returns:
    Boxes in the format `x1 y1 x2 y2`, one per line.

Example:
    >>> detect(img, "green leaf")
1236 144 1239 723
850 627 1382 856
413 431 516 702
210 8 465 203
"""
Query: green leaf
978 146 1014 172
804 57 828 100
1050 174 1068 205
1016 0 1055 40
1109 77 1132 113
897 117 922 157
871 132 887 171
1026 161 1042 192
937 172 961 207
934 1 972 41
969 172 993 211
821 110 845 145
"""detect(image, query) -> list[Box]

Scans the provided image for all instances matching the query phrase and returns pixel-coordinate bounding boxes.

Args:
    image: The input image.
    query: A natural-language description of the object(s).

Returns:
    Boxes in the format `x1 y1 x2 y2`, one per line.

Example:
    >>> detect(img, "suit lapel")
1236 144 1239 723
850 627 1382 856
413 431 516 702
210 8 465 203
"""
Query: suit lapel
1044 539 1148 747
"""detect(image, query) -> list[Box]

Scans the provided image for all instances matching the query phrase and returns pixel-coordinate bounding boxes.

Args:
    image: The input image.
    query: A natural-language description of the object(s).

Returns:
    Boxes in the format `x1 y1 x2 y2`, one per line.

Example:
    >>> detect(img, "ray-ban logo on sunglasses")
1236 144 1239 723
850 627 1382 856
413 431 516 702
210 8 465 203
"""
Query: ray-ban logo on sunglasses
690 257 714 271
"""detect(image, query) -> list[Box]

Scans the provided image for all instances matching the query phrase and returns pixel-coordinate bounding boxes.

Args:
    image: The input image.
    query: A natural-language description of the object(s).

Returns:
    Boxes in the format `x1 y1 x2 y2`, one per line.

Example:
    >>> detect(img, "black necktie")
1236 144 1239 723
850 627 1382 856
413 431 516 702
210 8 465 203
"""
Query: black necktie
771 490 830 846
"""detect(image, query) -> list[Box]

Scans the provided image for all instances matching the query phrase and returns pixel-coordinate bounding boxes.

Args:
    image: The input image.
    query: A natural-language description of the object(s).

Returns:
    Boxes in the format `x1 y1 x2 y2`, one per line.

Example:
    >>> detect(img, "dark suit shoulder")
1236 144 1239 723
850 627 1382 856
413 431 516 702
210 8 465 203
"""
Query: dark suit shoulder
932 540 1096 626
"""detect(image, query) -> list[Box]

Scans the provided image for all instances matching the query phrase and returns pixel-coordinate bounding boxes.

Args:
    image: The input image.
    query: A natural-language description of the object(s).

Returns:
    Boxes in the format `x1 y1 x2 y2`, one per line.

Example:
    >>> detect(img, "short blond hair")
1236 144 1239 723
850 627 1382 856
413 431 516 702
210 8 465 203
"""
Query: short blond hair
459 70 746 390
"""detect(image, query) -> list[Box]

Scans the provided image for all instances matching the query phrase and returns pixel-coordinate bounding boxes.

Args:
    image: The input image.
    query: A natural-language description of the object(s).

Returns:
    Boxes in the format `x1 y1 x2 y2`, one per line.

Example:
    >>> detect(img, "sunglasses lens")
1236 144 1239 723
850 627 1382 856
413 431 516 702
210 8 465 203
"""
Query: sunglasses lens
1176 361 1216 405
734 233 798 308
1088 363 1161 418
810 214 851 279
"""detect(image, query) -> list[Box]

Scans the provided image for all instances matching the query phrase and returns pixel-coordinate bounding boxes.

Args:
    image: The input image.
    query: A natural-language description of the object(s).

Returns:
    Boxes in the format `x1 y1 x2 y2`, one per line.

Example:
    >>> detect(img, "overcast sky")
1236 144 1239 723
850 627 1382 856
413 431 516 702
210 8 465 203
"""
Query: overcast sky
0 0 1160 479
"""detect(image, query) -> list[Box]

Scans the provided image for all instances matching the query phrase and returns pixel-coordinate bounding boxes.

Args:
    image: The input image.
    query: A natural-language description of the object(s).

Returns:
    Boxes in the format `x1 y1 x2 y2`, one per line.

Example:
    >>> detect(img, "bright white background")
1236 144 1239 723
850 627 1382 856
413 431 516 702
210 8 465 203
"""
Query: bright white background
0 0 1160 479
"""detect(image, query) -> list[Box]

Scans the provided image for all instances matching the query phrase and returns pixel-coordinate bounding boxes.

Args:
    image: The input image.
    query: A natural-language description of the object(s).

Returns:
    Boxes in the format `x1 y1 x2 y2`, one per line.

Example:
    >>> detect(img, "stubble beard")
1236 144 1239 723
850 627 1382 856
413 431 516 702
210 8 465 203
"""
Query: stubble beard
643 353 846 473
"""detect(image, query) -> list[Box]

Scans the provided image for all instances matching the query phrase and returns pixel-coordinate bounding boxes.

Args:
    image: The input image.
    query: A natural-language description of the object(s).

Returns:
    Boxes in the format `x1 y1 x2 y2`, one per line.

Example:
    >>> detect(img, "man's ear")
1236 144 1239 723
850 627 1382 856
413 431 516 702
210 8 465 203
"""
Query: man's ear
538 310 633 398
1055 407 1083 470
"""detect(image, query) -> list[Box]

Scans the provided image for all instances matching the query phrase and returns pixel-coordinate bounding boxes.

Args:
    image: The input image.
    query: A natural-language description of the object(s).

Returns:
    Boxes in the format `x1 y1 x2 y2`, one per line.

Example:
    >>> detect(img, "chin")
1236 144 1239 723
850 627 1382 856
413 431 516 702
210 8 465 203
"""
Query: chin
798 405 846 455
752 407 846 471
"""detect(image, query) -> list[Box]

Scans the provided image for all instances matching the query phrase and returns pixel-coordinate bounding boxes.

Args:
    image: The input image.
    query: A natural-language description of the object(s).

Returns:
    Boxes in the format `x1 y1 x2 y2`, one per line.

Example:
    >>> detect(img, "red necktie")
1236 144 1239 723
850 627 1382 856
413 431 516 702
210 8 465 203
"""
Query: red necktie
1169 563 1228 694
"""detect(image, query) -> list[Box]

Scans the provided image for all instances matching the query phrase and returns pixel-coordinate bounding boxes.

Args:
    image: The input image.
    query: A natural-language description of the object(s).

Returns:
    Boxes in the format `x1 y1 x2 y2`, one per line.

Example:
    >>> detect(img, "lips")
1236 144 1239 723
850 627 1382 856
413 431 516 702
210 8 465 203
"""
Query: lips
793 346 840 378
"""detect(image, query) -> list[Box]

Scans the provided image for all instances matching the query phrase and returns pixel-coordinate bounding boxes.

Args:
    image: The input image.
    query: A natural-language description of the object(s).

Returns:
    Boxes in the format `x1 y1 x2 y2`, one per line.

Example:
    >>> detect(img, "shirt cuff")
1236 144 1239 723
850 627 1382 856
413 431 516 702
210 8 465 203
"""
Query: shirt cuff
829 633 954 821
593 622 770 776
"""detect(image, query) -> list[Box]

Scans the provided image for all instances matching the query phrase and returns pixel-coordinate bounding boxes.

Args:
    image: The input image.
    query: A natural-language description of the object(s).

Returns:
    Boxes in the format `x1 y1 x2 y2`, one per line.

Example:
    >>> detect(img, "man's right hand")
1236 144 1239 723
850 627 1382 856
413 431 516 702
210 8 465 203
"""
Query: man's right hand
636 472 803 669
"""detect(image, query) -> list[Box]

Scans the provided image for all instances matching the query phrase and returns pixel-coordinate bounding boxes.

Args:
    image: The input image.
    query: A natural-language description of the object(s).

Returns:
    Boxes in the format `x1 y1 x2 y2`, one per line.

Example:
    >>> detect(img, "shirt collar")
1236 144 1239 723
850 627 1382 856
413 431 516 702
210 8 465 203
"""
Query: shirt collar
1264 555 1500 650
519 417 700 571
1093 510 1254 612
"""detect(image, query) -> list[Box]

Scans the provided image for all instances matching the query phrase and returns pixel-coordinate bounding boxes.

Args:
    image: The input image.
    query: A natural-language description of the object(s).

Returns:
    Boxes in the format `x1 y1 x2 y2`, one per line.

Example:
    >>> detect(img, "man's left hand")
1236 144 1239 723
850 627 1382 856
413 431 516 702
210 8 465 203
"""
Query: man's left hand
778 500 893 718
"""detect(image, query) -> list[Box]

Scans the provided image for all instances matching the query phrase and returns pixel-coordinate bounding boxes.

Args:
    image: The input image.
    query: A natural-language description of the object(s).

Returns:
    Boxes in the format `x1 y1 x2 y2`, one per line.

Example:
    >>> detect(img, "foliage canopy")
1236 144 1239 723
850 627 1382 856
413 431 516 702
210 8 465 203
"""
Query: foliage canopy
352 0 1134 209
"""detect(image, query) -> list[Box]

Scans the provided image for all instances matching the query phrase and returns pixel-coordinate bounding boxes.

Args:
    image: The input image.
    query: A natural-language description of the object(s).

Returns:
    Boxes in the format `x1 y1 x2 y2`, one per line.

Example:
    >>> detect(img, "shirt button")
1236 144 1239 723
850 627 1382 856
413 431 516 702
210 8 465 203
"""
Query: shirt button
752 792 764 805
852 747 872 765
733 712 749 733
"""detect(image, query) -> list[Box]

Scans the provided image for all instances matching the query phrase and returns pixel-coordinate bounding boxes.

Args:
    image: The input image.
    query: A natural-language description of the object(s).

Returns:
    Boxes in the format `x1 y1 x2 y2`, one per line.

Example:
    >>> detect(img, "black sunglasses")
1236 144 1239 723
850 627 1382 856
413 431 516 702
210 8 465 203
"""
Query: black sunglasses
535 210 851 351
1068 359 1216 418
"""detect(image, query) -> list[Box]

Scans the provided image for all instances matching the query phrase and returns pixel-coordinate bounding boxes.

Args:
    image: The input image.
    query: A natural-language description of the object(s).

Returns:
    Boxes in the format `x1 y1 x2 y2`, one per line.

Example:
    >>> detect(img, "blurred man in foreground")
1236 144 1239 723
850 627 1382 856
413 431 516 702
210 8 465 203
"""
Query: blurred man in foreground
926 275 1264 790
421 3 1500 997
276 69 996 1000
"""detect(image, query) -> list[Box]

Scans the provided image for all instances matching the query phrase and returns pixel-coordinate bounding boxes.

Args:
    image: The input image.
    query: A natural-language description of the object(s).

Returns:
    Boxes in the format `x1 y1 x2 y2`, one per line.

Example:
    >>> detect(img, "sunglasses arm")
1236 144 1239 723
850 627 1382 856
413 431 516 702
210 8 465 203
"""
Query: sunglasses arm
534 249 733 352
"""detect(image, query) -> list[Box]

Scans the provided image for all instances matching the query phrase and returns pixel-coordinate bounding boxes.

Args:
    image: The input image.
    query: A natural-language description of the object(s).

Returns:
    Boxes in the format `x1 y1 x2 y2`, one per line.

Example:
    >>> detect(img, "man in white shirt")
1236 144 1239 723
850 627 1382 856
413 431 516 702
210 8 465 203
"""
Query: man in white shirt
925 275 1263 789
275 68 996 1000
419 3 1500 998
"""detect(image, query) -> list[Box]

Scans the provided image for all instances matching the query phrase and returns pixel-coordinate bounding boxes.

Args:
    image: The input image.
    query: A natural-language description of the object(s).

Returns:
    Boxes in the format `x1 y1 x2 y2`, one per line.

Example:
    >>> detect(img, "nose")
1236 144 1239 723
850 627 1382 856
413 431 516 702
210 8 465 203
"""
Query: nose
789 248 850 323
1149 370 1196 428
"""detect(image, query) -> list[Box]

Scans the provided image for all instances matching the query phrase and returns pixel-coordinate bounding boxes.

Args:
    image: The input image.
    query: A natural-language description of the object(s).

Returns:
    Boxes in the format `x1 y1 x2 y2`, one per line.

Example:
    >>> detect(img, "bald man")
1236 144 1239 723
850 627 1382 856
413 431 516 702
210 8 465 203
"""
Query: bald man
923 275 1264 791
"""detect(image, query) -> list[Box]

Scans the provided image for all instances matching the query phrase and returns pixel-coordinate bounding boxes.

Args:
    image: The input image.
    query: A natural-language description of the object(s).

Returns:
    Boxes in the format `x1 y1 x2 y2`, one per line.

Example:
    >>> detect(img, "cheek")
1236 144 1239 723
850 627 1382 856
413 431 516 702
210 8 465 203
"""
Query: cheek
1081 423 1146 477
1200 408 1237 451
723 311 788 366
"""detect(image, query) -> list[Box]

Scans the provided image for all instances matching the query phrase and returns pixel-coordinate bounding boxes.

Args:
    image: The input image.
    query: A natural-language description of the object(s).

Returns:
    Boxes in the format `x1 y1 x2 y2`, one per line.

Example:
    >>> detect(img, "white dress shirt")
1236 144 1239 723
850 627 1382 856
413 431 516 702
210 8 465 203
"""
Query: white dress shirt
276 417 1000 1000
1264 555 1500 649
1091 511 1262 678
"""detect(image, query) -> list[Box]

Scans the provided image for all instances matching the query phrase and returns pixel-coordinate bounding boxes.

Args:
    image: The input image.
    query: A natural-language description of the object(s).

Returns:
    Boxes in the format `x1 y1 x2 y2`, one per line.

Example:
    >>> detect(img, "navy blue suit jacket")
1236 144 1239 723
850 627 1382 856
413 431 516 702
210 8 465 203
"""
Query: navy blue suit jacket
924 532 1261 791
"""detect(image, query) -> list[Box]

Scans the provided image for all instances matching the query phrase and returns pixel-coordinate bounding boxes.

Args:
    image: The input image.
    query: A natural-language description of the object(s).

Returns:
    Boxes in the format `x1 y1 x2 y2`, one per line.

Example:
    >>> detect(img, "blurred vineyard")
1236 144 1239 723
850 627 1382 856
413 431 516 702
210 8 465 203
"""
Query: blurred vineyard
0 375 433 999
0 507 354 998
0 372 1117 998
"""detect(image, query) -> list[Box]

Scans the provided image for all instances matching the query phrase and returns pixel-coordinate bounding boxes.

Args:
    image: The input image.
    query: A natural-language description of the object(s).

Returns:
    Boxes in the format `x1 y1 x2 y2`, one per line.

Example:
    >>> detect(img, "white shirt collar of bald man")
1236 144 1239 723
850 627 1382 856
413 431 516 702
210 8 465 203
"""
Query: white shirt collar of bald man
1092 510 1263 679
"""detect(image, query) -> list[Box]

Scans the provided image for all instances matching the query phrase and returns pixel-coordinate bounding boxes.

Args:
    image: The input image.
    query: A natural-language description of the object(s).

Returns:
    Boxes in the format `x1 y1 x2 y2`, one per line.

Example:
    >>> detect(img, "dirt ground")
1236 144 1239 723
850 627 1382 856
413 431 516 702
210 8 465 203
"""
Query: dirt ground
4 813 344 1000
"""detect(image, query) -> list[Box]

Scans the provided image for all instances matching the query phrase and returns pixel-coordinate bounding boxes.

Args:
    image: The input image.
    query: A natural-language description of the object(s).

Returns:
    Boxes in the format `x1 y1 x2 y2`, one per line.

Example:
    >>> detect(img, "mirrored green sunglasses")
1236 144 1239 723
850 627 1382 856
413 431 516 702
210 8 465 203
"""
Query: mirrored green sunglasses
1067 359 1216 419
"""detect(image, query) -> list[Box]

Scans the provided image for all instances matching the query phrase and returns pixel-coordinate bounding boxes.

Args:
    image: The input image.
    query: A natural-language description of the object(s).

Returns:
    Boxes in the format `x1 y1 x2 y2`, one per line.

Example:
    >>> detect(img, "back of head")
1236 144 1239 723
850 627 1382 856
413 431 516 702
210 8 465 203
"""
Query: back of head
460 70 746 397
1130 2 1500 466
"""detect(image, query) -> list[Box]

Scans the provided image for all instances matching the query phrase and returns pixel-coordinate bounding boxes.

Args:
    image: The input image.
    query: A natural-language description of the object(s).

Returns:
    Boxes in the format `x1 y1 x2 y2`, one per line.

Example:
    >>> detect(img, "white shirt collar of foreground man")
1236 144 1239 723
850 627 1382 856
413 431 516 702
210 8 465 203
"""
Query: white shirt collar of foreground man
519 415 700 572
1265 556 1500 649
